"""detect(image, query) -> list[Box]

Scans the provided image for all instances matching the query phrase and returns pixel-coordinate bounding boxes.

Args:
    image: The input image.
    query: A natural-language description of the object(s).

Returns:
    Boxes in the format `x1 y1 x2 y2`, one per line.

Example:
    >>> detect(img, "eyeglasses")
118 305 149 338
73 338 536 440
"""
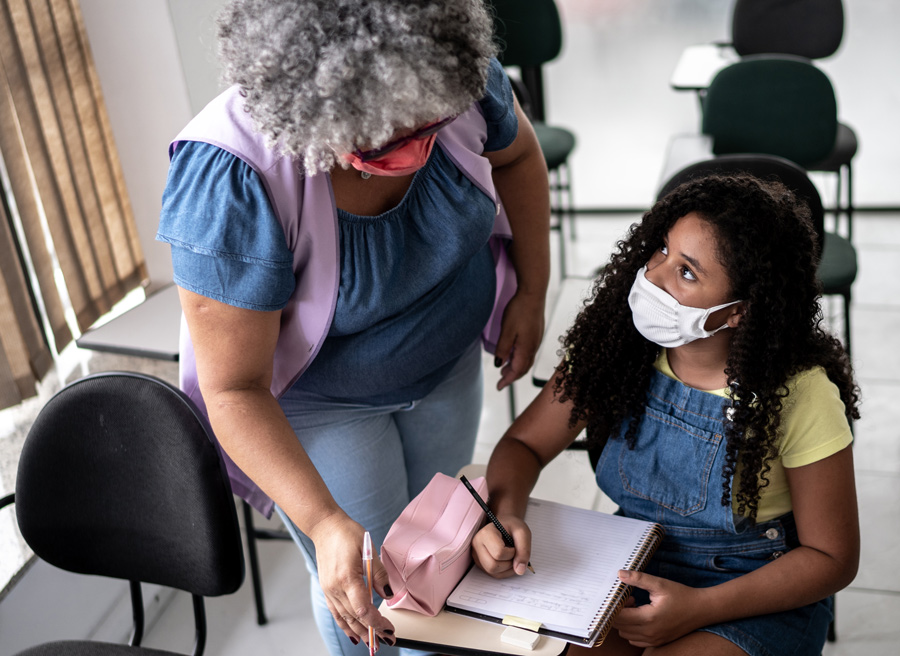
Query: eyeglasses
353 115 457 162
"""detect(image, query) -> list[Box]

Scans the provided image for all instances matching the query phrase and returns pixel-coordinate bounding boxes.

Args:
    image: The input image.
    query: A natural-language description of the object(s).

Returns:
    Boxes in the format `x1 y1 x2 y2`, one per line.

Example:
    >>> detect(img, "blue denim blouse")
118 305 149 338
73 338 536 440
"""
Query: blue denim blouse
157 58 518 403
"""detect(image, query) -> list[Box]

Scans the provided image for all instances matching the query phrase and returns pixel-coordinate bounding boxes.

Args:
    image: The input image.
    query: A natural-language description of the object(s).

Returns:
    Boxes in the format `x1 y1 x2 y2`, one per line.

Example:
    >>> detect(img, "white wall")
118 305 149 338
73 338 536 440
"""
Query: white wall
78 0 226 291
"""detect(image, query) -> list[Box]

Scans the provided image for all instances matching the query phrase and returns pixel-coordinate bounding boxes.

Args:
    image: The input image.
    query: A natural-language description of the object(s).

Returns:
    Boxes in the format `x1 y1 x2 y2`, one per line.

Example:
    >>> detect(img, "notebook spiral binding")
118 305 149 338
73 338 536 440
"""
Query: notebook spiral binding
585 523 665 647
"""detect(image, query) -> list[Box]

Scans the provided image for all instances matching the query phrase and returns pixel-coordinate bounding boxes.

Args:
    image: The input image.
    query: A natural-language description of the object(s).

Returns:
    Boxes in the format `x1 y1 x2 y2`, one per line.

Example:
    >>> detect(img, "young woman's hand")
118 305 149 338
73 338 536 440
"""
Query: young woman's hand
309 514 396 649
471 515 532 578
611 570 706 648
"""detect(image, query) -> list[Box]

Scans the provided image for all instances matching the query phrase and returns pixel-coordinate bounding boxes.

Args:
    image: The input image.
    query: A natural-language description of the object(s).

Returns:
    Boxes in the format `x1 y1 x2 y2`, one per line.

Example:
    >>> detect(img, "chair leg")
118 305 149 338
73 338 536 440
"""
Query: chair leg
827 594 837 642
833 167 842 235
550 168 567 279
845 162 854 242
843 289 852 360
242 500 268 626
832 163 854 242
562 161 576 242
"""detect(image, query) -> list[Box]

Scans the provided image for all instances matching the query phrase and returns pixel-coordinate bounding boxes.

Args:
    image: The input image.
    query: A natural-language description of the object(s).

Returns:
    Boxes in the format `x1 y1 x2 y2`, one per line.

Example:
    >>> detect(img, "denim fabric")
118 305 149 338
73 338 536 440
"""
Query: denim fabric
289 145 497 404
596 370 832 656
597 369 734 531
156 57 514 316
157 57 514 403
157 141 294 311
481 57 518 152
274 340 483 656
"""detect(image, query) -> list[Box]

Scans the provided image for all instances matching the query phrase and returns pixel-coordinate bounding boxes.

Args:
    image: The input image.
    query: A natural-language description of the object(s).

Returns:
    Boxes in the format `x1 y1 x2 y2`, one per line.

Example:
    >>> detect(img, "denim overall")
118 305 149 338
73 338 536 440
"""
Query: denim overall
595 370 833 656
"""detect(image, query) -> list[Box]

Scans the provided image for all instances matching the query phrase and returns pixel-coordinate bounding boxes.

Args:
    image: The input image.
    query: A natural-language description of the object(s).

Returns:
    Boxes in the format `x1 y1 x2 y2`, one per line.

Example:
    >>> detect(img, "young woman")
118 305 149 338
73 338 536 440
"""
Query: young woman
471 174 860 655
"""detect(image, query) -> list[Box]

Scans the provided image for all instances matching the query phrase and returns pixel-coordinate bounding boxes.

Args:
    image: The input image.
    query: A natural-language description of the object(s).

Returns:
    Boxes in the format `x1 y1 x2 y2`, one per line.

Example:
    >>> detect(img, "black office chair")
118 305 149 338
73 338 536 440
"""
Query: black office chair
1 371 245 655
730 0 844 60
657 154 857 360
489 0 577 277
701 55 858 241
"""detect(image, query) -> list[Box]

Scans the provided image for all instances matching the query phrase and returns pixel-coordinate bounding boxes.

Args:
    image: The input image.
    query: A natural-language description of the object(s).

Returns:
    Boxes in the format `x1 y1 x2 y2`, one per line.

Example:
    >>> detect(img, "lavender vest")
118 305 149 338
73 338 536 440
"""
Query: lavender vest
171 86 517 516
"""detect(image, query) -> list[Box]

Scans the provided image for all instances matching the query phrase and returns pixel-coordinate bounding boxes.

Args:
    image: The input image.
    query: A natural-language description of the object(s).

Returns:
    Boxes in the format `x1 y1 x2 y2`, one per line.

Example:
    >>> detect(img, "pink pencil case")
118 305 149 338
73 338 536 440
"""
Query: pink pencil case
380 472 488 616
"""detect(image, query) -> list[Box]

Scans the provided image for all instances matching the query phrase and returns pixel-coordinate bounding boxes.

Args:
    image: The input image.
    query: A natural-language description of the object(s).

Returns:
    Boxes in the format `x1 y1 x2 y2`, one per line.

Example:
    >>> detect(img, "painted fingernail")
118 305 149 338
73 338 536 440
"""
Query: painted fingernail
494 356 502 367
349 636 359 645
383 629 394 636
383 585 394 598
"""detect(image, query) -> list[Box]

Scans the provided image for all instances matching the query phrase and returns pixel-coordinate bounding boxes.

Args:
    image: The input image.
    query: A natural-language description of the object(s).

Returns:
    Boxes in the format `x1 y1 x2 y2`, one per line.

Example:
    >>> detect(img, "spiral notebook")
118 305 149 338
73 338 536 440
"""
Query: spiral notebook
445 498 663 647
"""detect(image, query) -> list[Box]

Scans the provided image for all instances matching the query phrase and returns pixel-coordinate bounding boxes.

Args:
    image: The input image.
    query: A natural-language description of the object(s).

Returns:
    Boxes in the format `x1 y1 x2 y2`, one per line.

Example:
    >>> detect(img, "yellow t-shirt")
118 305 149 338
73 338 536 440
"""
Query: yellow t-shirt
655 351 853 522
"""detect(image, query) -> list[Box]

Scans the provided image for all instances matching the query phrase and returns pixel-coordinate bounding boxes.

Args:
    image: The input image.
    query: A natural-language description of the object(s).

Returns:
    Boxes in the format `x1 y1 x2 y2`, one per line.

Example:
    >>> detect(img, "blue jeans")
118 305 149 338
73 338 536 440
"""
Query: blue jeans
275 341 483 656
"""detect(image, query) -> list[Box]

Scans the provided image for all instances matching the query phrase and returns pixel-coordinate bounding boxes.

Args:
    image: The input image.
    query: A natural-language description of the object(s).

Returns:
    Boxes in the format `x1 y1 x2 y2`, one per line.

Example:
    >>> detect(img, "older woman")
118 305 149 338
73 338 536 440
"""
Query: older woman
156 0 550 654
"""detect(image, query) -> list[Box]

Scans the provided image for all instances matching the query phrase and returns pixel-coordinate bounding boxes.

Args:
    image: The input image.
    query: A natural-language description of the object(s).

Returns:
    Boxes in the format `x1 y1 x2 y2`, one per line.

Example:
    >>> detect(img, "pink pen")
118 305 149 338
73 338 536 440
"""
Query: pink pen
363 531 376 655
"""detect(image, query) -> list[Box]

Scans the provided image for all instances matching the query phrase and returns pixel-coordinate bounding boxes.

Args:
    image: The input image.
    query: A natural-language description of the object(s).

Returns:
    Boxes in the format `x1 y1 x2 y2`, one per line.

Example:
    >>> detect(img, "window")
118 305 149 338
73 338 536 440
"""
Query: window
0 0 145 410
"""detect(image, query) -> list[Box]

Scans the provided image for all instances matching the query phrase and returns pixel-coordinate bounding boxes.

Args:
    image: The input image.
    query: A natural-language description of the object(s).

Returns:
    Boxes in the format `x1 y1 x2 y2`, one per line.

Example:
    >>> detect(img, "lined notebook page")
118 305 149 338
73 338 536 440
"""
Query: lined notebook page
446 498 657 638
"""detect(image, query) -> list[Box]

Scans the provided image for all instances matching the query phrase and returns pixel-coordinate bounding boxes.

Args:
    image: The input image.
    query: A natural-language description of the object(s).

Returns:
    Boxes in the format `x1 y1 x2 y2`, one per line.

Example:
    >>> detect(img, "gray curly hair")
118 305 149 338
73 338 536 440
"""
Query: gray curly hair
217 0 498 175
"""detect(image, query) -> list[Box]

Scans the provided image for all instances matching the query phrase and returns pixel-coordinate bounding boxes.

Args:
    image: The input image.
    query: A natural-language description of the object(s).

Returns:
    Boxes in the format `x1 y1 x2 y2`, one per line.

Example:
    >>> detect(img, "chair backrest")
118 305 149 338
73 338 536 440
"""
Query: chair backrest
702 55 838 167
656 154 825 259
488 0 563 122
585 155 826 475
15 371 244 597
732 0 844 60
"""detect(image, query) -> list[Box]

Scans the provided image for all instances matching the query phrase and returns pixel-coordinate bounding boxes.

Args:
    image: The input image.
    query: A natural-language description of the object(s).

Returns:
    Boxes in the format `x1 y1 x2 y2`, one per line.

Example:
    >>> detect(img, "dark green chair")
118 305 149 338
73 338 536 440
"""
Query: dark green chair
701 55 858 241
489 0 577 277
657 154 857 360
731 0 844 60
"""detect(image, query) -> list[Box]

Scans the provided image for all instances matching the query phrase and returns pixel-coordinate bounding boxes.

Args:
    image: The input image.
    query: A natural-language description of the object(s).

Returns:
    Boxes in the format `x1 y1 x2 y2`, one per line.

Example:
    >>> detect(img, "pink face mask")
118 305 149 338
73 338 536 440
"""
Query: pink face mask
344 132 438 177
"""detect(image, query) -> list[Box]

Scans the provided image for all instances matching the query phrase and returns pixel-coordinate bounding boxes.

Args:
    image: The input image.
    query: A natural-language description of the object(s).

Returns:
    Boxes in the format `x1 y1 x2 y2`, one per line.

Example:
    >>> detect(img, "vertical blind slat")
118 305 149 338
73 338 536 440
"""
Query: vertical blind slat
0 0 145 409
0 70 73 350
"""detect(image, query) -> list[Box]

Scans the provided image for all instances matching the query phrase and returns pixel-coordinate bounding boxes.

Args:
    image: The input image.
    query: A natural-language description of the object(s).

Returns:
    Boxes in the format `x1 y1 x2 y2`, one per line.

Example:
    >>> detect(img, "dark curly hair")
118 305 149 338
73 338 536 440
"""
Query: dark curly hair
556 174 860 519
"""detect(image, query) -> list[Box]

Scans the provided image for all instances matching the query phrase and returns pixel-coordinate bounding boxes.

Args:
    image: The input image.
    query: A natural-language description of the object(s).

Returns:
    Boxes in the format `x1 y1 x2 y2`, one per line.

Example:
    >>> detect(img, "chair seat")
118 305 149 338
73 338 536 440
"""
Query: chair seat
808 123 858 172
533 122 575 170
16 641 178 655
819 231 858 290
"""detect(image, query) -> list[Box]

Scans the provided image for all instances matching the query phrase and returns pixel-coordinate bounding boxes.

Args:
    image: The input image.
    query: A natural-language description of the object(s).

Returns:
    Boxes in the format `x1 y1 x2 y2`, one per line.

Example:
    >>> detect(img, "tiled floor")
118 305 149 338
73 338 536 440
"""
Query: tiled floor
5 0 900 654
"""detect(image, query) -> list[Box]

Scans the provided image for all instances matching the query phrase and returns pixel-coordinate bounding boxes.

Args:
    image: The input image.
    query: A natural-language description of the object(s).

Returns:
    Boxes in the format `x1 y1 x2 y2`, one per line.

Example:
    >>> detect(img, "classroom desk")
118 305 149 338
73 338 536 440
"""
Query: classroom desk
532 277 595 387
669 43 738 92
75 283 181 360
380 604 568 656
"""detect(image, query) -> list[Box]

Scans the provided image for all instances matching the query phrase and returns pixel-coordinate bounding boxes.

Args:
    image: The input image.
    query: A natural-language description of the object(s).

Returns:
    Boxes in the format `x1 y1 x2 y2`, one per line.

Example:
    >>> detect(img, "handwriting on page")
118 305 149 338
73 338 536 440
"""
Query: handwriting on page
448 499 653 636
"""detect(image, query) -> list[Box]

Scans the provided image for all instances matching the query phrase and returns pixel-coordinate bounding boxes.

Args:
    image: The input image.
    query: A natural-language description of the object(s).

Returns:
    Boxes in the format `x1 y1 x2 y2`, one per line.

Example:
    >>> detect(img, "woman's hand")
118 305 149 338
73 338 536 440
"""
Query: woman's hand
308 513 396 648
471 515 532 578
612 570 706 648
487 94 550 391
494 290 545 391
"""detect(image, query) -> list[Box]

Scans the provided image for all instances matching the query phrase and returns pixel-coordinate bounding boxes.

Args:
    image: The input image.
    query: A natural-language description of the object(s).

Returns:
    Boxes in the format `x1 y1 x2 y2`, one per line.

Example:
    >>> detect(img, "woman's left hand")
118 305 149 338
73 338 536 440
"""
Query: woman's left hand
611 570 706 648
494 290 545 390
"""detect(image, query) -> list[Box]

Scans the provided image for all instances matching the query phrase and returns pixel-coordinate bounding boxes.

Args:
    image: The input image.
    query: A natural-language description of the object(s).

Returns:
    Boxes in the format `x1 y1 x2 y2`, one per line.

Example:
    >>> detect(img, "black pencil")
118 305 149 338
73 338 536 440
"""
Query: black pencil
460 475 535 574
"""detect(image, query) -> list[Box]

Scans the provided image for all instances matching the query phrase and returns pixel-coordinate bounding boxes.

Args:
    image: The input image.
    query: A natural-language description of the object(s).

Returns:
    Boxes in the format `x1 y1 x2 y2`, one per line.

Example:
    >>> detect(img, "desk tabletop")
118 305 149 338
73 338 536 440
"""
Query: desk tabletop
76 283 181 361
380 604 568 656
670 43 738 91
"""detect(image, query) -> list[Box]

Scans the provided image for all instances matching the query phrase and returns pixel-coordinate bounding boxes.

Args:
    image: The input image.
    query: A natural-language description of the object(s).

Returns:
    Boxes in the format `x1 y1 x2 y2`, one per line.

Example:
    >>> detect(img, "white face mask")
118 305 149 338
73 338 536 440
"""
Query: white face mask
628 266 742 348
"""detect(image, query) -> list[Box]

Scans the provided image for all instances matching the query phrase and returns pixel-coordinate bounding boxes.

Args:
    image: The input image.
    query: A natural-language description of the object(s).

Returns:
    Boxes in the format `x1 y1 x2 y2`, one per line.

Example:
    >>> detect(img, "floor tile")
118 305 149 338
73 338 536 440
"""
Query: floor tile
850 472 900 594
852 380 900 475
852 213 900 247
852 244 900 307
822 588 900 656
847 306 900 382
